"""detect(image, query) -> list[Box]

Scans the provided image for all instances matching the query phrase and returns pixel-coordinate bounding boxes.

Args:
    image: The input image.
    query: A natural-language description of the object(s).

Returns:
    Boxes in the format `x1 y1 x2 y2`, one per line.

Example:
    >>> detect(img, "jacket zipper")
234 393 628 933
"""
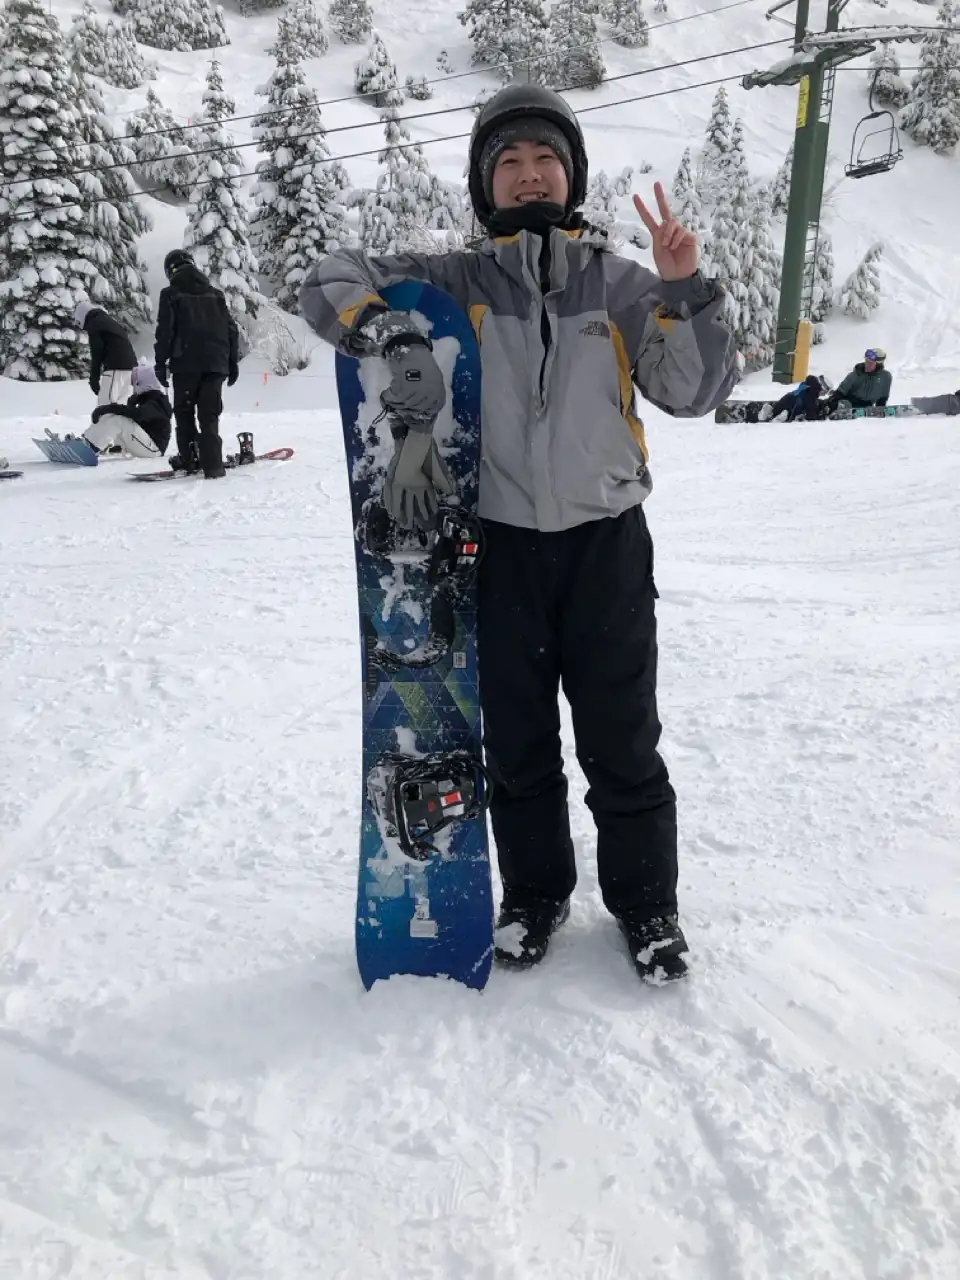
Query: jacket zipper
537 233 553 402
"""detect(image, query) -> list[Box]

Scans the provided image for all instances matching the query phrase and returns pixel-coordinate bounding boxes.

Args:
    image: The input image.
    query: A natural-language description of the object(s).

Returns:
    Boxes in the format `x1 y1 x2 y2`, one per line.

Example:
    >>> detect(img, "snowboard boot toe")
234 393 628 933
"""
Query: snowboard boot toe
616 913 689 985
170 441 201 474
494 894 570 969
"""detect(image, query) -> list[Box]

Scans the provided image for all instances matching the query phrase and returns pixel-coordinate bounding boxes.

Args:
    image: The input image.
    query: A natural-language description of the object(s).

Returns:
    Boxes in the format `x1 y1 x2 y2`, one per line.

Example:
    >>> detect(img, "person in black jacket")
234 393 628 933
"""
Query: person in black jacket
74 300 138 405
153 250 239 479
760 374 828 422
83 366 173 458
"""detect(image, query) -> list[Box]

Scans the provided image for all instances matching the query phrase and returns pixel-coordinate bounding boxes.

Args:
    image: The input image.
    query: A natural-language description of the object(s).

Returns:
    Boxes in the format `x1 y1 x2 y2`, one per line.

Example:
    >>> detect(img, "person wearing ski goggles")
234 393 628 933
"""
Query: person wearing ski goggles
825 347 892 413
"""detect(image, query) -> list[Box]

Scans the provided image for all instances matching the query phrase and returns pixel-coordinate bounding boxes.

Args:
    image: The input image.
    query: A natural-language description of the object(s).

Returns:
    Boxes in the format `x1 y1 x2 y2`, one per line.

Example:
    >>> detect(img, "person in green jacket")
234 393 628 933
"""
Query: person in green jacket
826 348 893 411
301 83 740 984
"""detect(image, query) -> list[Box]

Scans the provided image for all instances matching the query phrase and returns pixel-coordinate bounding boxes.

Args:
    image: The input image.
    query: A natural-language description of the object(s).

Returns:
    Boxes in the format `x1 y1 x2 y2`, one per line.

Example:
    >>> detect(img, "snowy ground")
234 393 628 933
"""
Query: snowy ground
2 404 959 1278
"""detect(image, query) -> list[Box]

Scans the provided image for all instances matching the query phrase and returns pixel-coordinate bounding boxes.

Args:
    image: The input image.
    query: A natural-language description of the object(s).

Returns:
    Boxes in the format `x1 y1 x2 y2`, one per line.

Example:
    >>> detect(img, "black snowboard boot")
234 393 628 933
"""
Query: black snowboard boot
616 912 689 984
169 440 201 474
494 893 570 969
199 432 225 480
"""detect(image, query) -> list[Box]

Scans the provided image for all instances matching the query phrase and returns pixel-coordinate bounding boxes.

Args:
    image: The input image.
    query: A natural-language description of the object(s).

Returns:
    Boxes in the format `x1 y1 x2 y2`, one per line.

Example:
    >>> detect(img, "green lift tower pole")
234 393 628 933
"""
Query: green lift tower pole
774 0 843 382
745 0 851 383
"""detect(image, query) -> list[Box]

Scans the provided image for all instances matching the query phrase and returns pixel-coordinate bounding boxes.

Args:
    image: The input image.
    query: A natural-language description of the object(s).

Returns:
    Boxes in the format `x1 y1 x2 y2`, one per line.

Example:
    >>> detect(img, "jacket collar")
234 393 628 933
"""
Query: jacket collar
479 224 610 293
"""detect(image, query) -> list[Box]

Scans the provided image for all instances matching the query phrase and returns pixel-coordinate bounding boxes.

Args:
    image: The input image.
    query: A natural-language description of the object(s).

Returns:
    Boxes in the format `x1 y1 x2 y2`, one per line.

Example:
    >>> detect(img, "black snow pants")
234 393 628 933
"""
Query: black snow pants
477 504 678 920
172 372 225 476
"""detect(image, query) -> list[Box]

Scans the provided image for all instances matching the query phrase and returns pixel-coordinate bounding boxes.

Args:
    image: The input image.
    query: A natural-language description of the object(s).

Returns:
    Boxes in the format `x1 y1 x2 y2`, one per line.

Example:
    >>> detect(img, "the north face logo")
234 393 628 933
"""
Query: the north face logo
579 320 610 339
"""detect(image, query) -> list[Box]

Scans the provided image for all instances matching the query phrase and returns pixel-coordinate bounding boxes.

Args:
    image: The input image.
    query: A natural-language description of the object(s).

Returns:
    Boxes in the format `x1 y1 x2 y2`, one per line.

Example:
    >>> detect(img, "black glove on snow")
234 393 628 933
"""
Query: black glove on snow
89 378 99 395
227 366 239 387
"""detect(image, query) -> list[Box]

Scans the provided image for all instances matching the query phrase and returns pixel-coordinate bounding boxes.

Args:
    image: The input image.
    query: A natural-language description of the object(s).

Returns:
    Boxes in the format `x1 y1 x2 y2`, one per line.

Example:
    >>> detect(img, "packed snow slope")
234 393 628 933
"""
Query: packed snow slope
2 403 960 1278
3 2 960 1278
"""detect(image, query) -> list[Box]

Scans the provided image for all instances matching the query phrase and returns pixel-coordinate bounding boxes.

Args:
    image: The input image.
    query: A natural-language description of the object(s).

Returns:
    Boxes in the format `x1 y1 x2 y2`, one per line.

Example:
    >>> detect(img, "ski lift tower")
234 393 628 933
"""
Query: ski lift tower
743 2 931 383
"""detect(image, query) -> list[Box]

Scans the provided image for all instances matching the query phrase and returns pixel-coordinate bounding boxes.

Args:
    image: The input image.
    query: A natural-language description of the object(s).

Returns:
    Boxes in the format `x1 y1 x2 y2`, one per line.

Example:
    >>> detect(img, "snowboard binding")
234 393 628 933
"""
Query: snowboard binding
236 431 256 465
428 504 484 586
367 751 492 861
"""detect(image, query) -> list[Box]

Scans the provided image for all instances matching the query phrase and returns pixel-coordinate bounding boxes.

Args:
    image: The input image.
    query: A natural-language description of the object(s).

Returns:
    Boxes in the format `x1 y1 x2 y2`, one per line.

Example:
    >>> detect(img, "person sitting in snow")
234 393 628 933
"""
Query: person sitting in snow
153 249 240 480
83 366 173 459
825 348 892 412
300 82 740 983
73 300 139 407
759 374 828 422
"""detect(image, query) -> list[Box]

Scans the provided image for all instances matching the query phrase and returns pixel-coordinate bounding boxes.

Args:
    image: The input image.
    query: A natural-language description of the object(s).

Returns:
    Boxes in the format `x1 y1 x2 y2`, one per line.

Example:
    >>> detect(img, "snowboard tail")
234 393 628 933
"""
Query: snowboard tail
336 280 493 991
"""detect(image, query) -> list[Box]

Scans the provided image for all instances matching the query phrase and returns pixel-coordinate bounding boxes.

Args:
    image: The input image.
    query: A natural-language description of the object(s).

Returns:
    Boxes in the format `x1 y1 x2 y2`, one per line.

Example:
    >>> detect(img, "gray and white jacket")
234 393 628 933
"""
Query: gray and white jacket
300 226 739 532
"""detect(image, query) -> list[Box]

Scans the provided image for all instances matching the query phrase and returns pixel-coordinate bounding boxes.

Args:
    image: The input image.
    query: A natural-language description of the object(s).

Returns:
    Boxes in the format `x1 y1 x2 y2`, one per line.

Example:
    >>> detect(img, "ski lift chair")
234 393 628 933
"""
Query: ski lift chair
845 80 903 179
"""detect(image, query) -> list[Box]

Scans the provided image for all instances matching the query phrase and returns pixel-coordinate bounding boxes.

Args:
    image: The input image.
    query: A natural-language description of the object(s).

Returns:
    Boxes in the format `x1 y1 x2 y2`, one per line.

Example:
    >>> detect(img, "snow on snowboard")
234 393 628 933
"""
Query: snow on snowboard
335 281 493 991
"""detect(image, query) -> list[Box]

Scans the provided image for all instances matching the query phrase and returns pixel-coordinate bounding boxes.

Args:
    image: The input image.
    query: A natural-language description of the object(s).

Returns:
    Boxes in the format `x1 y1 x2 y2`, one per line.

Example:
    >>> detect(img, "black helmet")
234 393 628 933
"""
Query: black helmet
468 82 588 228
163 249 195 280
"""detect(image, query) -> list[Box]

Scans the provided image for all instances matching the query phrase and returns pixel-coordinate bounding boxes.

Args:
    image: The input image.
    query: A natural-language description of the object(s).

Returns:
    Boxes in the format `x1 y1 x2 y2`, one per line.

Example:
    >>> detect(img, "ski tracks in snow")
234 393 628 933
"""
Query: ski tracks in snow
1 412 959 1277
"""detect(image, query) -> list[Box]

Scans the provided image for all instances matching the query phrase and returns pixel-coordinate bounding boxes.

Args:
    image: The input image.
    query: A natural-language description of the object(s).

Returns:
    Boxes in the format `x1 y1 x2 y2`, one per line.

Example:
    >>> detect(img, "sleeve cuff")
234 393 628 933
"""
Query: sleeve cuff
659 272 711 305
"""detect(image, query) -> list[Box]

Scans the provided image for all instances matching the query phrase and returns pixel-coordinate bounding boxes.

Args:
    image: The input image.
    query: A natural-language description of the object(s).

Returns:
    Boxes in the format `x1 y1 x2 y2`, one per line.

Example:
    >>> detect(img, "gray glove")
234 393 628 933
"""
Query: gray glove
383 426 455 531
381 339 446 424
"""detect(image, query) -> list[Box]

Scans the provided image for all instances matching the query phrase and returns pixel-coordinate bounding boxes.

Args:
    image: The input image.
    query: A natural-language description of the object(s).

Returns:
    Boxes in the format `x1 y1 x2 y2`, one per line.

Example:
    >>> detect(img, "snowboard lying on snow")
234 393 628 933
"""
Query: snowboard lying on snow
130 445 294 481
33 430 100 465
1 470 23 481
715 400 925 424
335 280 493 992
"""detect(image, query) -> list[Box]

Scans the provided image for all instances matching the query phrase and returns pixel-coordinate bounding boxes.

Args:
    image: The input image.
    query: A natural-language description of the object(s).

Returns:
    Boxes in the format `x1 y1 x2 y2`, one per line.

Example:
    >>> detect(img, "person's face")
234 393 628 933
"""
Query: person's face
864 357 878 372
491 139 569 210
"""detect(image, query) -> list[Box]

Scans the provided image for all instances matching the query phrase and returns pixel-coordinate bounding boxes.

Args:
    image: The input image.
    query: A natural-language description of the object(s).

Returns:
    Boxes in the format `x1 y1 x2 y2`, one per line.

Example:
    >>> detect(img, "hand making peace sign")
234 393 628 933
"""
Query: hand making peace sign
633 182 700 282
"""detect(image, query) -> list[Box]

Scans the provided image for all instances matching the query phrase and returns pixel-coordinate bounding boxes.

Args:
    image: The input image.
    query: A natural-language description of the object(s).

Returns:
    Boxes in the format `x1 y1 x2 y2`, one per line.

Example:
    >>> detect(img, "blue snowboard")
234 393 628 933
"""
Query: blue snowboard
33 432 99 465
335 281 493 991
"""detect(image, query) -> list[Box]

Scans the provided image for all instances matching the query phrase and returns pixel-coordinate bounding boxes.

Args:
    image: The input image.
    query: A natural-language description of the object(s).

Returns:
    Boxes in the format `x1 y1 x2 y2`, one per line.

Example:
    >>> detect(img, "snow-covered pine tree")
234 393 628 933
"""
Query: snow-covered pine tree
72 65 153 328
112 0 135 12
708 116 750 340
738 187 780 369
355 31 404 108
406 73 433 100
356 100 430 253
329 0 373 44
251 40 348 310
0 0 106 378
184 62 259 322
653 0 667 14
671 147 710 270
133 0 229 53
237 0 283 15
70 5 156 90
605 0 650 48
437 49 453 73
838 242 883 318
868 45 909 109
459 0 551 84
549 0 605 87
698 85 733 202
899 2 960 154
270 0 328 58
582 169 649 247
810 230 834 340
127 87 199 199
770 143 792 215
